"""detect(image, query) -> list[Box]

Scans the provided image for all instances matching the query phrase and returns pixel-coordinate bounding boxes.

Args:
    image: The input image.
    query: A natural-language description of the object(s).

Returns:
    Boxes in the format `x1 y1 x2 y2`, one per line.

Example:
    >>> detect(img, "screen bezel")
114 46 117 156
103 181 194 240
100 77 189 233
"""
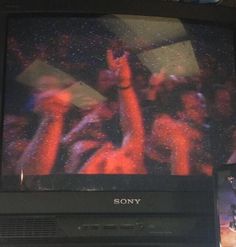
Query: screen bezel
0 0 235 214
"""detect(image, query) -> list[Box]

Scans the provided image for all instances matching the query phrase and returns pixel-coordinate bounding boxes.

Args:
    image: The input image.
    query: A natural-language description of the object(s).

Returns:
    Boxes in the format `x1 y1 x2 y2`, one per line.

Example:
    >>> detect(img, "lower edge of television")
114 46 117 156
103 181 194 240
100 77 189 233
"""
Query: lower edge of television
0 213 217 246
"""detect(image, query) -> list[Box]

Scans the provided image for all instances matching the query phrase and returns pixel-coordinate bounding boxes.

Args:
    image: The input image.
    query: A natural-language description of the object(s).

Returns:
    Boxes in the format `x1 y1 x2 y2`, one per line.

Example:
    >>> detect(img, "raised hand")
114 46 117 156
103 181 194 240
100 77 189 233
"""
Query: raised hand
34 89 71 118
149 68 166 87
106 49 131 86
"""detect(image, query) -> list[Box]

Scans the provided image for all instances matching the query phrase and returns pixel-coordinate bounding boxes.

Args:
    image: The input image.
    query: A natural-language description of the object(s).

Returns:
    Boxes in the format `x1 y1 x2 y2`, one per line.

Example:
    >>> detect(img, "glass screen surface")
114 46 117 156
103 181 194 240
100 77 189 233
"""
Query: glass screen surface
1 15 236 190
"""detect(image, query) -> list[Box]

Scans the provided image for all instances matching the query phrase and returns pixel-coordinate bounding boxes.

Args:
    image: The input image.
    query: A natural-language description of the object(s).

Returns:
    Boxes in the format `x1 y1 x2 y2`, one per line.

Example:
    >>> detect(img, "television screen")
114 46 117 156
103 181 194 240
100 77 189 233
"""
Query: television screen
1 14 236 190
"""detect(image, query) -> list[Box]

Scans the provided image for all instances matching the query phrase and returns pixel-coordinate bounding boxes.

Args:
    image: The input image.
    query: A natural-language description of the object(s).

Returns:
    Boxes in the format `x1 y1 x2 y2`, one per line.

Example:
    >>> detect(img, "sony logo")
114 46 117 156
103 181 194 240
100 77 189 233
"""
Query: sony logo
113 198 141 205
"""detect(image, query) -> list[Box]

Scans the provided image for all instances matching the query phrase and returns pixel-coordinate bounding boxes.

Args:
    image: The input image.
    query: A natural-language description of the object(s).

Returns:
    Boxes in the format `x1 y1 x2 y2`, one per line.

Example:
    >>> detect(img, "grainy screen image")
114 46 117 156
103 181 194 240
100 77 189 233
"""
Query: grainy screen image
1 15 236 188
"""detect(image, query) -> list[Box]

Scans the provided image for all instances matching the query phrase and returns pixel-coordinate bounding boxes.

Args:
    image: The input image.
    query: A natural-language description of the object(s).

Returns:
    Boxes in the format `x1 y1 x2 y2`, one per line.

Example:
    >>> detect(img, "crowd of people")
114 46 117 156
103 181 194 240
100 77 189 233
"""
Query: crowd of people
3 34 236 177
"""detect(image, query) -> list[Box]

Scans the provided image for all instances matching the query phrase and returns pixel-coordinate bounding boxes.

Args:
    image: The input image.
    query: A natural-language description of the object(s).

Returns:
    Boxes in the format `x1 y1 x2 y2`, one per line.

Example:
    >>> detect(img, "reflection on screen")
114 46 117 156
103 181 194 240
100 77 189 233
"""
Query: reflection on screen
2 15 236 183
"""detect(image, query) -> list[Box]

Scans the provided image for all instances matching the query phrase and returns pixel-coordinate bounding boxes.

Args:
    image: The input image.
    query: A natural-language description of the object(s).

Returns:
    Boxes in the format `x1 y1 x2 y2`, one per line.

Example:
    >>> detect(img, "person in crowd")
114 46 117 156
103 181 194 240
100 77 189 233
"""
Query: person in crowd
61 68 119 173
141 69 188 132
208 85 236 166
146 83 212 175
15 87 72 175
2 115 29 175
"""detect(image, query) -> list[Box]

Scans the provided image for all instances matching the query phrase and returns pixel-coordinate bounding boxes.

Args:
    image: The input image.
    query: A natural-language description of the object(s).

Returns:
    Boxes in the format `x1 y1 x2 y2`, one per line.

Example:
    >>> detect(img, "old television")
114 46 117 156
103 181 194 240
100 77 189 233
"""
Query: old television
0 0 236 246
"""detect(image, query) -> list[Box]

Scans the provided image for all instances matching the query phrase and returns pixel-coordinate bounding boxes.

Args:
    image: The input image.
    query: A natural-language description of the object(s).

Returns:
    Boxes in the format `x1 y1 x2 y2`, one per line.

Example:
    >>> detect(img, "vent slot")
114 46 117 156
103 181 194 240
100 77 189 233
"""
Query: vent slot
0 217 57 238
0 0 21 9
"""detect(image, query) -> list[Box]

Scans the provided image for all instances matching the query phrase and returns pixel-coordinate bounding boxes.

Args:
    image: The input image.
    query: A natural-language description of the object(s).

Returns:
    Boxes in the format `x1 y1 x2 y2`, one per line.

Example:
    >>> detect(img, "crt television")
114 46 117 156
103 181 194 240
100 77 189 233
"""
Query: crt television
0 0 236 246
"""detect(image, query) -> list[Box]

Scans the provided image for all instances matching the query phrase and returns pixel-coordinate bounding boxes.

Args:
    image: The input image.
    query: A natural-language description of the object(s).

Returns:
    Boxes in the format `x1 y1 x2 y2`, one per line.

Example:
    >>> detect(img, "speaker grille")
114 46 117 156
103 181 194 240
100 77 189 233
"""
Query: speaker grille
0 216 57 238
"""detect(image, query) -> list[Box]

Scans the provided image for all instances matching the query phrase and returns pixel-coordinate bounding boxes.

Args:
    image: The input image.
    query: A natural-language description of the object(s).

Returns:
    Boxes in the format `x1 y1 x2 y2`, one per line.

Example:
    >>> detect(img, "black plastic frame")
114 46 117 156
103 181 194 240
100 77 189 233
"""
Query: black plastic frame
0 0 235 218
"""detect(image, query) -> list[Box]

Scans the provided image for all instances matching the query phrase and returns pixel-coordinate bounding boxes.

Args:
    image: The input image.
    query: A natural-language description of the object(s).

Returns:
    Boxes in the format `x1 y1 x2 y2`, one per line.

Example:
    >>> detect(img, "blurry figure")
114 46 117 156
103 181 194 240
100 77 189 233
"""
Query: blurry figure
142 69 188 131
2 115 29 175
141 69 168 132
62 69 119 173
96 69 118 94
57 34 71 58
225 76 236 117
132 68 150 101
145 69 167 102
34 43 49 61
7 37 31 69
16 85 72 175
24 74 70 116
199 54 217 81
213 86 233 118
208 85 236 166
63 102 118 173
146 83 212 175
198 54 224 97
3 115 27 143
2 75 66 175
144 69 188 105
62 103 115 146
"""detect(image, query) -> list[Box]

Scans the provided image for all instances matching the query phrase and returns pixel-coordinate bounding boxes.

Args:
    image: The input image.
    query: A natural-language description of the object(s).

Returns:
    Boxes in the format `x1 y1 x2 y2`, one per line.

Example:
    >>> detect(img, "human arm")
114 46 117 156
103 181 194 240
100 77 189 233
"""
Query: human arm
62 103 109 146
146 69 166 101
62 113 98 146
151 115 190 175
16 90 71 175
170 131 191 175
106 50 145 168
